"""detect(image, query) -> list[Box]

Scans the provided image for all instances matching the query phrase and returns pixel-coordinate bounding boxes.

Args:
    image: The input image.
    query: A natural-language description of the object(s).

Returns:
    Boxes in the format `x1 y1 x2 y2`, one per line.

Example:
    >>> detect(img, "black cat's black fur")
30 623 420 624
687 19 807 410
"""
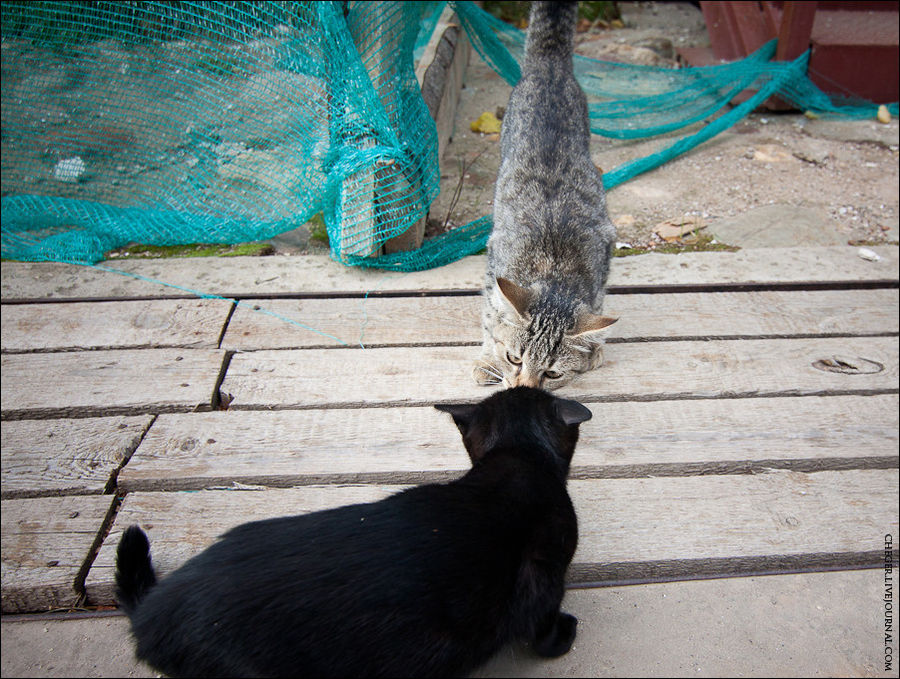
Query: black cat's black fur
115 387 591 678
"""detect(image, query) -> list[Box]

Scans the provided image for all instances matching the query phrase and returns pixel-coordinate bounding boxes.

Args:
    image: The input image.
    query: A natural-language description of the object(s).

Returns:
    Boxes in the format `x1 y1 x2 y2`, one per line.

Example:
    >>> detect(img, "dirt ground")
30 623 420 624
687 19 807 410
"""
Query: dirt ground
425 1 900 252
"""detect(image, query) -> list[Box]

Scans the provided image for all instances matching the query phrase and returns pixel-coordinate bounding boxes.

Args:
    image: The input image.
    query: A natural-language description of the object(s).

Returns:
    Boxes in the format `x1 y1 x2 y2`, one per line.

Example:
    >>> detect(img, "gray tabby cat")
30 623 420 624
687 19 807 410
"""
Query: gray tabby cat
474 0 618 391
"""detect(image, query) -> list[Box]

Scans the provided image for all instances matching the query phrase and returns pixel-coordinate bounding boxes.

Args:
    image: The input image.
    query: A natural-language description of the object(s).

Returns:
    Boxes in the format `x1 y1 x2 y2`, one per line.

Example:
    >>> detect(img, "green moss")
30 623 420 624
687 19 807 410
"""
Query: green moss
850 239 898 247
484 2 621 26
483 1 531 26
105 242 274 260
308 213 329 245
614 234 741 257
578 2 621 24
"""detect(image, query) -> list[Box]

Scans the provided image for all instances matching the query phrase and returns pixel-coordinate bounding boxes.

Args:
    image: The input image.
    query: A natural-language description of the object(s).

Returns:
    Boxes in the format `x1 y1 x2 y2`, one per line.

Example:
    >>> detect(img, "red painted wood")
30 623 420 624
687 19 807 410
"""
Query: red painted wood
695 1 899 104
776 2 818 61
700 1 745 61
728 1 775 55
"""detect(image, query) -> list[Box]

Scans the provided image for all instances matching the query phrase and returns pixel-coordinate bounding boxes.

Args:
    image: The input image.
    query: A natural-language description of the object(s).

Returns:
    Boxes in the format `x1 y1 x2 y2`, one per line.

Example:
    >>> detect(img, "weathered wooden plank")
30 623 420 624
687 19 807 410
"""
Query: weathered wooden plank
219 336 899 409
2 495 115 613
1 349 226 420
117 394 899 491
569 470 900 583
221 288 899 349
223 294 480 349
85 469 899 605
2 416 154 499
1 299 232 353
3 246 896 300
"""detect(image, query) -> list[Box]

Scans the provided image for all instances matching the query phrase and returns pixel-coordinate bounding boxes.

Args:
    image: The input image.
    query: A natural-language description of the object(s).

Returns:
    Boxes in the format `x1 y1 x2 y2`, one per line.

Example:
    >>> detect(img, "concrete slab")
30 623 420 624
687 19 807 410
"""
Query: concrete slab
477 569 890 678
709 204 849 248
1 569 889 677
801 118 900 148
885 216 900 242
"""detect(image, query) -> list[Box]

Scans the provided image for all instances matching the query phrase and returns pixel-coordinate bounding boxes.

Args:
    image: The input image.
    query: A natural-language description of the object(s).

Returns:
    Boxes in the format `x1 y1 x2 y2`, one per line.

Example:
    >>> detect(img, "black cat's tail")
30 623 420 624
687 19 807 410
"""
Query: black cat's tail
115 525 158 616
525 1 578 64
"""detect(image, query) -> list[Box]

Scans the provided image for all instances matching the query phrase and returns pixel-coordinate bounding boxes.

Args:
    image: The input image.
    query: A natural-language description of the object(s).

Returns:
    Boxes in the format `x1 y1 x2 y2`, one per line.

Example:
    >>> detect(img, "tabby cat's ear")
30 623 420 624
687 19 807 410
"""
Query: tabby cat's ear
494 277 532 319
570 313 617 339
435 403 478 437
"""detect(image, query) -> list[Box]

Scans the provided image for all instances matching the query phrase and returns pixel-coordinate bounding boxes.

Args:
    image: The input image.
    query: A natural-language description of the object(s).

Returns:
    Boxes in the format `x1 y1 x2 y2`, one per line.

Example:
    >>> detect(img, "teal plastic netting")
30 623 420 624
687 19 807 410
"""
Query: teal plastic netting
2 1 897 271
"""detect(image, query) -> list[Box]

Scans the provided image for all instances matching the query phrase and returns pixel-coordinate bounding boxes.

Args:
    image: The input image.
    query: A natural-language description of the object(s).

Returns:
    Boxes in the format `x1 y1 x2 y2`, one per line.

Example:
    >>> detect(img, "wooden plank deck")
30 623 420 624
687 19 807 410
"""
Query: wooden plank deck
1 248 898 616
1 349 226 420
1 416 153 499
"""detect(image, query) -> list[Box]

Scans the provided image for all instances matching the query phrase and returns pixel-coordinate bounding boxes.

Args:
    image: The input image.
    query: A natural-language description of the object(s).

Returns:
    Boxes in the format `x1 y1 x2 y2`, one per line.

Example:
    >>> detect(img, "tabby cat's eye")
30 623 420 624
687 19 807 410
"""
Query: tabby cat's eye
544 370 562 379
506 351 522 365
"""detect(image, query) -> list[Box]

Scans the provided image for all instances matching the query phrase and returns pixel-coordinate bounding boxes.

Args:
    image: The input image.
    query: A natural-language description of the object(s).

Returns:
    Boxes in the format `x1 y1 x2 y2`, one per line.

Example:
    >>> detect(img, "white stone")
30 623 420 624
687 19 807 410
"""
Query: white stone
52 157 85 182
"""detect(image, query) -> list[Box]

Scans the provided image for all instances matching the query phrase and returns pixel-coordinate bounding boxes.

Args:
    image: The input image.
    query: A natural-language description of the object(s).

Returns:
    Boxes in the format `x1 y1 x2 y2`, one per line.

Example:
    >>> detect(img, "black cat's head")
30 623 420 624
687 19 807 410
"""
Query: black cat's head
435 387 591 476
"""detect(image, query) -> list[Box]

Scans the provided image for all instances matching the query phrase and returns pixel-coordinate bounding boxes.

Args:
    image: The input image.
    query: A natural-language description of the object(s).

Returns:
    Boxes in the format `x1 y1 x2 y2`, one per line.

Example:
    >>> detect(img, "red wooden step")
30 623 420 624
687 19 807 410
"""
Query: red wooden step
680 1 899 106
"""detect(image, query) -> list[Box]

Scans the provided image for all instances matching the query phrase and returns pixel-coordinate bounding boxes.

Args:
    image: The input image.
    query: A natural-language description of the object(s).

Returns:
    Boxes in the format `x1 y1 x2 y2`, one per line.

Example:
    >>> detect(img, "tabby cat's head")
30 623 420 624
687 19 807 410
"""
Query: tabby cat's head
482 277 617 390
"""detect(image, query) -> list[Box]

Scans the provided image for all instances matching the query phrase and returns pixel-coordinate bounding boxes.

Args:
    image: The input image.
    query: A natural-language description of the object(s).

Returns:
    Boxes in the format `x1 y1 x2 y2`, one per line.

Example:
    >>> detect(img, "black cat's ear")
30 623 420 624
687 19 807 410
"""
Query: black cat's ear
555 398 592 426
435 403 478 436
495 277 532 319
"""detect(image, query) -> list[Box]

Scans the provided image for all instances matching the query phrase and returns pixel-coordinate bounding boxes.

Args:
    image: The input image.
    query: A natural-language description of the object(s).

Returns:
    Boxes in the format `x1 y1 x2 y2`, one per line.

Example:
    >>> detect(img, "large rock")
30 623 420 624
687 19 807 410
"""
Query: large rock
710 204 849 247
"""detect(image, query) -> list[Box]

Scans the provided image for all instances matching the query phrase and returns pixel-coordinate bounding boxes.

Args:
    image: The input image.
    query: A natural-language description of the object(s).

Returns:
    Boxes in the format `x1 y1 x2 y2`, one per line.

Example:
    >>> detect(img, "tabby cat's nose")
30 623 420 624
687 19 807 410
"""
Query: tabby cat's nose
513 372 542 389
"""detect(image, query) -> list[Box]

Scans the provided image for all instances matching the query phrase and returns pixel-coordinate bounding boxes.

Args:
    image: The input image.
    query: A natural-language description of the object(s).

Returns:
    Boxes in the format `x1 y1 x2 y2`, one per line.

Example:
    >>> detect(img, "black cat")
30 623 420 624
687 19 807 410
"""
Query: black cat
115 386 591 677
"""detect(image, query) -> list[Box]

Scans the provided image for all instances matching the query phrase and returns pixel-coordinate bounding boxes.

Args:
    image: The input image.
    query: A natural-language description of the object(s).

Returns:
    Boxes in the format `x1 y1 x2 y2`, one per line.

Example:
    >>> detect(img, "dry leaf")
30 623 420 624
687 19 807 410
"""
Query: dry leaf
653 216 706 243
470 112 501 134
752 144 794 163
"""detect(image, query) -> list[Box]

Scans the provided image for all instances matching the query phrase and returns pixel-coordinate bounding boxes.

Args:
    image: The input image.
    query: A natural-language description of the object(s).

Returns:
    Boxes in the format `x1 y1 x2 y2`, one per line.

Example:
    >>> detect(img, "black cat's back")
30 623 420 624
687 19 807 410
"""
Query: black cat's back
125 485 564 678
117 387 588 678
127 490 522 677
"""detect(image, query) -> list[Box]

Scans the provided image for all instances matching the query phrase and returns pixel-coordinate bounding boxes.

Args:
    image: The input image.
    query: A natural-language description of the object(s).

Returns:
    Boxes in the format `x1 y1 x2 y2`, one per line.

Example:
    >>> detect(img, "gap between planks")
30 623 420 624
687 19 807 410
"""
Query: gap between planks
3 279 898 306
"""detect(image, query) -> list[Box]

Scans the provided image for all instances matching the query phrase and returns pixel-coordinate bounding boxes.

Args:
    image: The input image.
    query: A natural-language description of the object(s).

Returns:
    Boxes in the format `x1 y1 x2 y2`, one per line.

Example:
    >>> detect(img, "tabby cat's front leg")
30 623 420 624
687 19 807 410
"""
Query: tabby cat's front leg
588 343 605 370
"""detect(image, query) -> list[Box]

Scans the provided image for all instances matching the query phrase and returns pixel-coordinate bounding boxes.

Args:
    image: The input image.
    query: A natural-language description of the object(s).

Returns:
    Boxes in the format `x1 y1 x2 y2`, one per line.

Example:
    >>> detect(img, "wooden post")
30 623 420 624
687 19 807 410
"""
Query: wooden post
337 2 382 259
383 5 471 254
340 1 429 258
775 1 817 62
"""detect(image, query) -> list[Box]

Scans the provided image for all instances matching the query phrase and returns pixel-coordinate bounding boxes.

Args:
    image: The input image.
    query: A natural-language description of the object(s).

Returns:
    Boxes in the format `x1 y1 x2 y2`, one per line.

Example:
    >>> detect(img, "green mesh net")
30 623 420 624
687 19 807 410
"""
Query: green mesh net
1 1 897 272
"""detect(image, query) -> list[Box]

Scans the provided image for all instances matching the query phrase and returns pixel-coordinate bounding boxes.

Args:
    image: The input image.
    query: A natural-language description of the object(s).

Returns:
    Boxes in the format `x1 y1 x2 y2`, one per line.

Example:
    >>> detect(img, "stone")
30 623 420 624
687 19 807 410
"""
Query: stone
710 205 849 248
800 118 899 148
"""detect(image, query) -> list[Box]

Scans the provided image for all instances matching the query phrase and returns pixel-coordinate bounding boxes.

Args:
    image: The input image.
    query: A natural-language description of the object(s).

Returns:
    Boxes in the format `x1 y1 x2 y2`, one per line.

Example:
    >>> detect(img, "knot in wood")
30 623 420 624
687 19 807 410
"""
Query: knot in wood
811 355 884 375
